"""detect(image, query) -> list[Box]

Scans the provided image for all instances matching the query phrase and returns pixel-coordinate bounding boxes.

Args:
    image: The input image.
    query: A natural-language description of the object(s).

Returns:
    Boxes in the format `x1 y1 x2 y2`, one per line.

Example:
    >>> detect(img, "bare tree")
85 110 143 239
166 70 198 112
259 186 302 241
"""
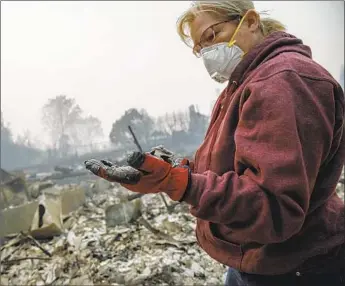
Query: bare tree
154 116 169 134
109 108 154 146
159 111 190 135
41 95 82 152
15 129 33 147
69 115 104 152
188 104 209 135
176 110 190 131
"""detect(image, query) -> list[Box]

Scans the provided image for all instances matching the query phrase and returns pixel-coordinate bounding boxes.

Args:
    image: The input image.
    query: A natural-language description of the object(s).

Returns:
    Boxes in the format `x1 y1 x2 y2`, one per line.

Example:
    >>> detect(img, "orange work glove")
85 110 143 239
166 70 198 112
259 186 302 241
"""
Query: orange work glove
84 152 190 201
121 151 190 201
150 145 194 171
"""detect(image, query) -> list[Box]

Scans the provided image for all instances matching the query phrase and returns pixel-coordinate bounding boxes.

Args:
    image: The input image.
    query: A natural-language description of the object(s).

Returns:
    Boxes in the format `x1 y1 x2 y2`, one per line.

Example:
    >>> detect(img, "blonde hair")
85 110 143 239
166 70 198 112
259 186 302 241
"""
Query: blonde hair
177 1 286 47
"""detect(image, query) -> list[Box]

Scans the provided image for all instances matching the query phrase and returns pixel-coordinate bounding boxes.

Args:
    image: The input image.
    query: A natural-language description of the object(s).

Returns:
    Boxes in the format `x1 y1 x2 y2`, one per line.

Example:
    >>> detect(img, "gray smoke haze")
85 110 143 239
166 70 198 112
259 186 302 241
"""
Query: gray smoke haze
1 1 344 146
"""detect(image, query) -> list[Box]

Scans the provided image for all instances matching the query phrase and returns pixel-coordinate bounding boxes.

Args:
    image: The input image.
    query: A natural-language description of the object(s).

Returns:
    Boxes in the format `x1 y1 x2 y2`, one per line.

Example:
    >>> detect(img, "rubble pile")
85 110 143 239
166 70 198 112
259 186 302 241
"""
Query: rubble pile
1 166 343 286
1 182 226 286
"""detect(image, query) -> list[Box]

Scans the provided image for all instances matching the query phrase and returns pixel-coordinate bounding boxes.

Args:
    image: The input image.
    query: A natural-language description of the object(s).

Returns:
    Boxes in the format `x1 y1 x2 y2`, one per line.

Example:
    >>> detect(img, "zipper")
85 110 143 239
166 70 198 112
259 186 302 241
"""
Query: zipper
205 81 238 169
194 81 238 171
194 90 226 171
204 92 227 138
239 245 244 271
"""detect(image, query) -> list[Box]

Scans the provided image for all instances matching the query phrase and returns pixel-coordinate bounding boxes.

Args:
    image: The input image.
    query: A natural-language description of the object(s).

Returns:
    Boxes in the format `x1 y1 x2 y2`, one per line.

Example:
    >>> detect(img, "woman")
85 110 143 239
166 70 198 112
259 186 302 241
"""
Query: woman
85 1 344 285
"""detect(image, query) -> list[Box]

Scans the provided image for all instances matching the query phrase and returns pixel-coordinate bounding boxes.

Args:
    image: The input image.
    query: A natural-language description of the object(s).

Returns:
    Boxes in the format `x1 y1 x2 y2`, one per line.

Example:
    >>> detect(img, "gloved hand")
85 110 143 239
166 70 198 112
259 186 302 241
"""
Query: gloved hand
84 152 190 201
150 145 194 170
84 159 142 184
122 151 189 201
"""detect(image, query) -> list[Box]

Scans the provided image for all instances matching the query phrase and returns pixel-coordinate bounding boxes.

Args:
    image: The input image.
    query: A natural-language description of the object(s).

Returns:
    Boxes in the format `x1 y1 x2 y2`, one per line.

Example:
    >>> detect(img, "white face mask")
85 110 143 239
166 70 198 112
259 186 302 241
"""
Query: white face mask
199 13 247 83
201 43 244 83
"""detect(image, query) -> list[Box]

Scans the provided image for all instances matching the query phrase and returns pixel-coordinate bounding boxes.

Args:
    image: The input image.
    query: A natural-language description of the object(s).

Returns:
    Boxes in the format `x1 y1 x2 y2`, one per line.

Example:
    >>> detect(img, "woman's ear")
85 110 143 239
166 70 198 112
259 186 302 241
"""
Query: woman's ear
244 9 260 32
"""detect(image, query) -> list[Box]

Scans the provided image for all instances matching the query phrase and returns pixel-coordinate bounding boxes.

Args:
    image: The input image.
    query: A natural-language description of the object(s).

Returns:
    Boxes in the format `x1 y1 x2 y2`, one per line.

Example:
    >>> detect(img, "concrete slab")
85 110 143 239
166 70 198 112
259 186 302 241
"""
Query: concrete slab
44 186 85 216
0 201 39 237
0 186 86 238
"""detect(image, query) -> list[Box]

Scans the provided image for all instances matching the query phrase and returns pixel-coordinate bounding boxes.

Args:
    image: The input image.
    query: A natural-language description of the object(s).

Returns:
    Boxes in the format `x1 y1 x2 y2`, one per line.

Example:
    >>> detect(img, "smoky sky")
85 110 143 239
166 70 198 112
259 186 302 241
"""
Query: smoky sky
1 1 344 147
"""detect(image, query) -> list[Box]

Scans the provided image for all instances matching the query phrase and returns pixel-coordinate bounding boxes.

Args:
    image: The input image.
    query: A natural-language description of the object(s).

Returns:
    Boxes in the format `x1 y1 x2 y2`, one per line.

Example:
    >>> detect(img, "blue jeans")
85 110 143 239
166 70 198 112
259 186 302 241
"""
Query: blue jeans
225 267 345 286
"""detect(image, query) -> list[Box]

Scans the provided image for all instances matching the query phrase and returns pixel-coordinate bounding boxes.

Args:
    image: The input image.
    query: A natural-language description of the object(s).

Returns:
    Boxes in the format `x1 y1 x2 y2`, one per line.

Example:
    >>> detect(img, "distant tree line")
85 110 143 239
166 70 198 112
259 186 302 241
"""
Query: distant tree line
109 105 209 151
1 94 209 170
1 95 104 170
38 94 209 157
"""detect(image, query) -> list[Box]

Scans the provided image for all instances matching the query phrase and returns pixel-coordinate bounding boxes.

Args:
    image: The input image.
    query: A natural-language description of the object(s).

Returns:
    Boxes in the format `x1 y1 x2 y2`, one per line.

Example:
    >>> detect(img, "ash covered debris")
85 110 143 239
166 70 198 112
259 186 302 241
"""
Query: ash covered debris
0 182 226 285
1 164 343 285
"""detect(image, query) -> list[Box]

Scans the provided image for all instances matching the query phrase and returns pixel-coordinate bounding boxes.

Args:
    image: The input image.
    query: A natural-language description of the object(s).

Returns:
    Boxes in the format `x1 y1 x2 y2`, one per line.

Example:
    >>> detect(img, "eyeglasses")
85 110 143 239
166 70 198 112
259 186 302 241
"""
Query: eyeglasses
193 16 241 58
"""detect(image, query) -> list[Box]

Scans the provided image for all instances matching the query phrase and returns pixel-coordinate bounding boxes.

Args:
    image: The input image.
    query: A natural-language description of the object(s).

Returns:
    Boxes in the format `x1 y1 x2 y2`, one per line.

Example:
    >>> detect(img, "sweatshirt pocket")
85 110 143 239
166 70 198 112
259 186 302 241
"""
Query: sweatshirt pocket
202 221 242 268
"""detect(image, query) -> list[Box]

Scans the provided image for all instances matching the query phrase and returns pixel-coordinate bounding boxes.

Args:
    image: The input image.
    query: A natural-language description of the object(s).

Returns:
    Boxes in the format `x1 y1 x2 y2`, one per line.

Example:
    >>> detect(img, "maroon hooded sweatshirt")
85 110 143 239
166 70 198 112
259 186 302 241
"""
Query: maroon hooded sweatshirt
182 32 345 275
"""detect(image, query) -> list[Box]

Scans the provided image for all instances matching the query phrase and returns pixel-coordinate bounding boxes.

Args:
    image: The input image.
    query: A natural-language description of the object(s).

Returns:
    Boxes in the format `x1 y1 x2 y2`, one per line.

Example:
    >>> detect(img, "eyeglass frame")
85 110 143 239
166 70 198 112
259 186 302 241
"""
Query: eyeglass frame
192 15 242 58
